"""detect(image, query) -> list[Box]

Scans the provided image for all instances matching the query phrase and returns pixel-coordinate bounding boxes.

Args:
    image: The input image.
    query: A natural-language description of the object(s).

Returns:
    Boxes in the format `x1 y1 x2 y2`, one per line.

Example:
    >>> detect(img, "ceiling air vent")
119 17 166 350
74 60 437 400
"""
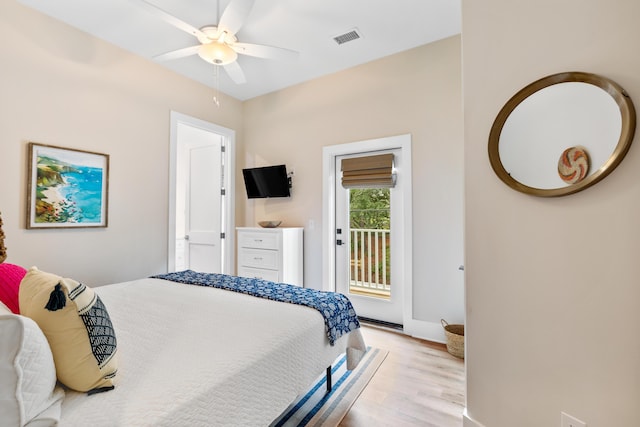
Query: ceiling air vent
333 28 361 45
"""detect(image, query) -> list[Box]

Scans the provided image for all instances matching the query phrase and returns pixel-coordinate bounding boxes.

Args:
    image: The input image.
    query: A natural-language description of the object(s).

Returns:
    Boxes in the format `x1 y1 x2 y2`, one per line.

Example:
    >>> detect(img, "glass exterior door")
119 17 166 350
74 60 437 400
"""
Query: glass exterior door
335 152 403 325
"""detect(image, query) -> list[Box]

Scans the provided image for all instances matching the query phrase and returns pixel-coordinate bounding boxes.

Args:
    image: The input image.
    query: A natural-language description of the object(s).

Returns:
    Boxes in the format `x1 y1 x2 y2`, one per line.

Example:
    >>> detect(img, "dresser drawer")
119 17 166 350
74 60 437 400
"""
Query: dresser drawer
236 227 303 287
238 232 280 250
239 248 279 269
237 266 280 283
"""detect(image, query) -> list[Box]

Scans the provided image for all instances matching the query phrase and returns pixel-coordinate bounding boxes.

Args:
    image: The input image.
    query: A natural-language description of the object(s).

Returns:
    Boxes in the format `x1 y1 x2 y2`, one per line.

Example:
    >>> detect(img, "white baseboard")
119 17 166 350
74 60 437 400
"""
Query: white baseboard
463 409 486 427
403 318 446 344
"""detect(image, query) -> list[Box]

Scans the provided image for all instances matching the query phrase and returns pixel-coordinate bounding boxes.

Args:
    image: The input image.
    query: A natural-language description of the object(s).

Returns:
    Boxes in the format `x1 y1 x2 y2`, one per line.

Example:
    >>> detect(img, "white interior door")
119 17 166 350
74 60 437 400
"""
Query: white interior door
185 142 222 273
174 121 224 274
169 112 236 275
335 149 404 325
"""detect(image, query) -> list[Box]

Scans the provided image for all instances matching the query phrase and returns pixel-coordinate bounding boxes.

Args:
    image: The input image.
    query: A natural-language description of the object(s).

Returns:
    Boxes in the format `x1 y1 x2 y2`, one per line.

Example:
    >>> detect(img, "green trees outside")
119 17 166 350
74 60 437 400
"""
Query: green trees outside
348 188 391 287
349 188 390 229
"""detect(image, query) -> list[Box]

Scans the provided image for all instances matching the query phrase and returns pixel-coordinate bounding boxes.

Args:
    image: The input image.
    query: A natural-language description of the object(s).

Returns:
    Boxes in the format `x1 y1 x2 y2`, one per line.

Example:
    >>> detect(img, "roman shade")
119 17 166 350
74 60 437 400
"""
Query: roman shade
341 153 396 188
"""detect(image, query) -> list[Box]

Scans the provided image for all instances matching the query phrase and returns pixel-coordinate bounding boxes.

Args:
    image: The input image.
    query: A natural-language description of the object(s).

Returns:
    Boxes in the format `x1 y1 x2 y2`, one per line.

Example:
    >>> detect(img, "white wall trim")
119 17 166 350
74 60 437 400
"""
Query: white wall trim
169 111 236 274
322 134 414 329
463 409 486 427
404 319 447 343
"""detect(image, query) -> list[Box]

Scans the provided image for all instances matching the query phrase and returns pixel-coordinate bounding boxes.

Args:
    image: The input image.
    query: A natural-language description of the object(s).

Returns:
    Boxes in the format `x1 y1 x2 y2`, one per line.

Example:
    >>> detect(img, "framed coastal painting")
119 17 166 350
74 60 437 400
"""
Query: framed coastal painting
26 143 109 229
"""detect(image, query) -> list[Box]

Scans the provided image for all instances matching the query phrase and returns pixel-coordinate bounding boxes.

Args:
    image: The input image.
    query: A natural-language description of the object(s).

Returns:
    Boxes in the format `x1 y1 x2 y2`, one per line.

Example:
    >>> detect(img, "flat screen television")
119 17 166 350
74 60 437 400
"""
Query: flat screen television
242 165 291 199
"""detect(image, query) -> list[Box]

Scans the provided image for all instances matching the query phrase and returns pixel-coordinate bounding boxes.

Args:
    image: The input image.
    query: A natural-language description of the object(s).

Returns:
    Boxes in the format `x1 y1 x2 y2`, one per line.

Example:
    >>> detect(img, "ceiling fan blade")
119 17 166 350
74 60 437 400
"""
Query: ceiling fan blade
217 0 256 36
153 45 201 62
232 42 299 61
223 61 247 85
130 0 206 39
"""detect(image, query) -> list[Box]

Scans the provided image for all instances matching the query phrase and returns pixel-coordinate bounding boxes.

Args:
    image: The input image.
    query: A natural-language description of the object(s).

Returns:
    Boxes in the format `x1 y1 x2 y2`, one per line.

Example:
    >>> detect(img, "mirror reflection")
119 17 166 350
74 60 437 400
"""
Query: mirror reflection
499 82 620 189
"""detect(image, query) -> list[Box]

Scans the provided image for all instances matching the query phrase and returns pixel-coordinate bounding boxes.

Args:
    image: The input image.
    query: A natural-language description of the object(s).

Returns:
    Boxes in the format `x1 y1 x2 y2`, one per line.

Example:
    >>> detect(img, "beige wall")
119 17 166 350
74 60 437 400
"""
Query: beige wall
242 36 464 325
463 1 640 426
0 1 243 285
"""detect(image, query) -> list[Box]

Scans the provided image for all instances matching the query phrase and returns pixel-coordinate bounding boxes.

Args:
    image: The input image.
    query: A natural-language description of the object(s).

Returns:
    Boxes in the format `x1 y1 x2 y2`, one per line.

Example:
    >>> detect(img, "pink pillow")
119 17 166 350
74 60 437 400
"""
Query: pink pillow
0 263 27 314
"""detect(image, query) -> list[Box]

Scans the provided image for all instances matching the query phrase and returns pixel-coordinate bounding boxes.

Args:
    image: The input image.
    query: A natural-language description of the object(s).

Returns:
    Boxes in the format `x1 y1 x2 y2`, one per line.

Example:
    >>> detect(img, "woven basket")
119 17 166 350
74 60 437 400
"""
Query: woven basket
441 319 464 359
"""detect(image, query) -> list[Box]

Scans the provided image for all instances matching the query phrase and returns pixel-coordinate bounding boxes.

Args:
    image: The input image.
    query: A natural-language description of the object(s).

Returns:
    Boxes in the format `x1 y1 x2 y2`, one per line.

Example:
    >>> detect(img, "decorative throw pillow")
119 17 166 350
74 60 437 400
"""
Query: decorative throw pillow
19 267 118 394
0 313 65 426
0 263 27 314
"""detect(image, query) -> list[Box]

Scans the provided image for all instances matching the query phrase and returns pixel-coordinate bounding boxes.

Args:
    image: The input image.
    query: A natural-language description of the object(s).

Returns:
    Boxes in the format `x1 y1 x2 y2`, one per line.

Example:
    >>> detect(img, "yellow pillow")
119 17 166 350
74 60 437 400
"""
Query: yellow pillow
19 267 117 394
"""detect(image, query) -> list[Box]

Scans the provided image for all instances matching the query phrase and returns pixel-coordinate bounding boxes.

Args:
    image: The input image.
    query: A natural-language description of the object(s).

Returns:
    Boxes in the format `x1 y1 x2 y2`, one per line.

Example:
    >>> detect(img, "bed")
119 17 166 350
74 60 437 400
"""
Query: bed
0 268 366 427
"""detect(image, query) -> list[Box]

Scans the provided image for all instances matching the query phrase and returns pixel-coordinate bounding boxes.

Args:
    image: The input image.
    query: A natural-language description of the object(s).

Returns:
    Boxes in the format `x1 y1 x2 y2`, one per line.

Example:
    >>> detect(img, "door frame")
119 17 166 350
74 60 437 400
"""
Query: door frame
322 134 413 329
168 111 236 274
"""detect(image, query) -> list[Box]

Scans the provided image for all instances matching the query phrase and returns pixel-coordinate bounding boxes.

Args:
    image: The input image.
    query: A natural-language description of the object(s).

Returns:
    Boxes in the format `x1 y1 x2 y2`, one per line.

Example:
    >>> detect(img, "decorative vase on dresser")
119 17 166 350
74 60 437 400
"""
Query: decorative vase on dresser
236 227 304 287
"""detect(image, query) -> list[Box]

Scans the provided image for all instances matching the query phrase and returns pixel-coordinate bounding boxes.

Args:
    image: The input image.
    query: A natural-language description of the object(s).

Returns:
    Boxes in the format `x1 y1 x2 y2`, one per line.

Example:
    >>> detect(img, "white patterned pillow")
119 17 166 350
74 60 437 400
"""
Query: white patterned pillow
19 267 118 393
0 313 65 426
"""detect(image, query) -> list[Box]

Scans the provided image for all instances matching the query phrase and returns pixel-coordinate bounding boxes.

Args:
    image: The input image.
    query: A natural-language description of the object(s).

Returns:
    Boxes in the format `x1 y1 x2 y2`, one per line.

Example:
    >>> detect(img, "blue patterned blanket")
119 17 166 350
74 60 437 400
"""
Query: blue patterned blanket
151 270 360 345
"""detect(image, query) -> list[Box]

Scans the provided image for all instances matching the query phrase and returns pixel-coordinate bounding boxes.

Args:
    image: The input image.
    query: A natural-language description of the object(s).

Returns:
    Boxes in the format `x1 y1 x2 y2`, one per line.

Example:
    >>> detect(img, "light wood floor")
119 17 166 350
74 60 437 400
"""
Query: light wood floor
339 324 465 427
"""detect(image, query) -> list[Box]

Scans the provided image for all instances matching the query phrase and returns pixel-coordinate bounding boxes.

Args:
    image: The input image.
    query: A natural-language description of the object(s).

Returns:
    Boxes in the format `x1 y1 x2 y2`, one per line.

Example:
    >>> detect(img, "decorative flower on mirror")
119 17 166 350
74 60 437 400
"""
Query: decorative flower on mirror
558 146 590 184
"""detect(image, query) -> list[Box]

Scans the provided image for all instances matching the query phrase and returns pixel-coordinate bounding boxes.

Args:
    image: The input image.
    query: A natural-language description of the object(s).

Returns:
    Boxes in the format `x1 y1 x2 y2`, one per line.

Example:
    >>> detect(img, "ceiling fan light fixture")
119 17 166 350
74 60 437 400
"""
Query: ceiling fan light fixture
198 42 238 65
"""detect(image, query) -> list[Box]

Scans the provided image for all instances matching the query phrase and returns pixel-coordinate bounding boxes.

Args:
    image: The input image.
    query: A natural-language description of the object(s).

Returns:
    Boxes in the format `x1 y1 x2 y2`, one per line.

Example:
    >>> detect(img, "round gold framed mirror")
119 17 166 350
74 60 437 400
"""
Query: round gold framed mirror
488 72 636 197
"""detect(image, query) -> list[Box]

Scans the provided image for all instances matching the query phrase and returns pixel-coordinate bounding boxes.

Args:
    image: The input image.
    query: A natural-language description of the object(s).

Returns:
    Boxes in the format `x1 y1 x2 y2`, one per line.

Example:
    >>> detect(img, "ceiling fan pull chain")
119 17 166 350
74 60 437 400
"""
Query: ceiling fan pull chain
213 65 221 107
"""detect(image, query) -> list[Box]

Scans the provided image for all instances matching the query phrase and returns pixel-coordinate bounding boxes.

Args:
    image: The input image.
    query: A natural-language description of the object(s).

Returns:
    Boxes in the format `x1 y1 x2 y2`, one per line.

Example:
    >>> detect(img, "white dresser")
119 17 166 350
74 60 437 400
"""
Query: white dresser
236 227 304 287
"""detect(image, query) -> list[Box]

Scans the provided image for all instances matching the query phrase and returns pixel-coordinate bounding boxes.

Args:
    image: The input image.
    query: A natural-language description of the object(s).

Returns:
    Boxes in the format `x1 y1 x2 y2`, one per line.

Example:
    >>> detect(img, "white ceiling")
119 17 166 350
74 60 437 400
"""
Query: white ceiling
17 0 461 101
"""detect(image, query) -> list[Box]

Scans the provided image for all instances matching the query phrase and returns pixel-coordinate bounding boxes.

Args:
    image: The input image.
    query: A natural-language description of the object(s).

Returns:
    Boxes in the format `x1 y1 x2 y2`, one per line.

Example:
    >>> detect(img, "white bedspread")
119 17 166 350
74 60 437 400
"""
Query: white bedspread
59 278 365 426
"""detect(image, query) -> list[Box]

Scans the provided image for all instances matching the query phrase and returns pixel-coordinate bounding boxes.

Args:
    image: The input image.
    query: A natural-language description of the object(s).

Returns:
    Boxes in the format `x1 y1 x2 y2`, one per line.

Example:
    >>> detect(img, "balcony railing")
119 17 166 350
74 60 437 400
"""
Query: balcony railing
349 228 391 296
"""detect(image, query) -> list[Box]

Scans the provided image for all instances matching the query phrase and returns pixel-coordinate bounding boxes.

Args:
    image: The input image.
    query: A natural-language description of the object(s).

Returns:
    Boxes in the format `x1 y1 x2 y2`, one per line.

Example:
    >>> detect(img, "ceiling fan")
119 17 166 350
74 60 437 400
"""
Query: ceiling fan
131 0 298 84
